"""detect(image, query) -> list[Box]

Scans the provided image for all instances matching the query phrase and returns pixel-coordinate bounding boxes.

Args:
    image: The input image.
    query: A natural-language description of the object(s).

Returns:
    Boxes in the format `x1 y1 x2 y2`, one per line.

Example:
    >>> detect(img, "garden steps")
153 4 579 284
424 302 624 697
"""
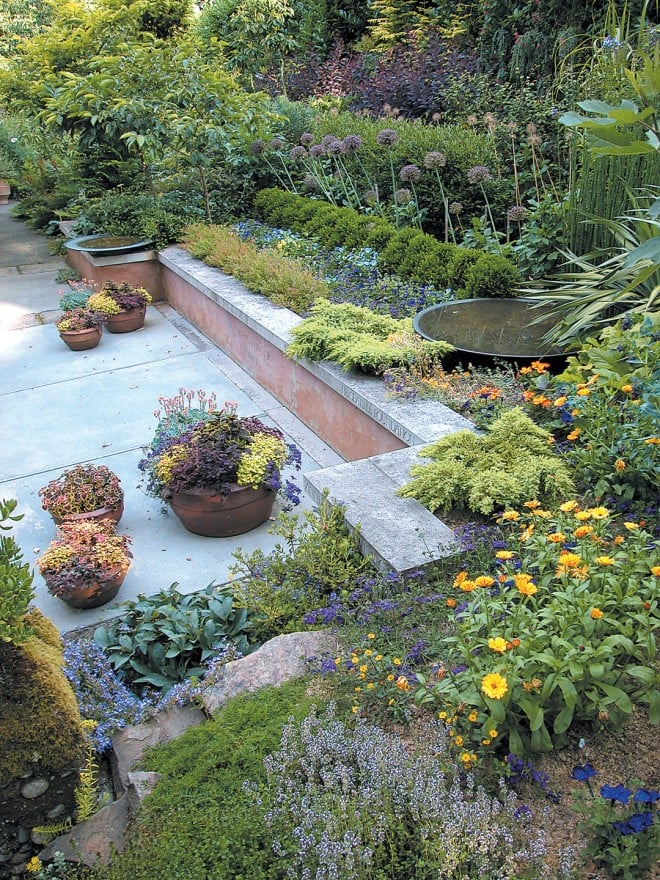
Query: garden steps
158 245 477 573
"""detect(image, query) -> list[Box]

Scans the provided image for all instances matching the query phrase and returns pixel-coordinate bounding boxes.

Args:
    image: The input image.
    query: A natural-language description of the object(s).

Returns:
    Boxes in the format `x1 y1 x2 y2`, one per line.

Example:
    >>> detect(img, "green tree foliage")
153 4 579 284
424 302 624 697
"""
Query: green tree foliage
0 499 34 646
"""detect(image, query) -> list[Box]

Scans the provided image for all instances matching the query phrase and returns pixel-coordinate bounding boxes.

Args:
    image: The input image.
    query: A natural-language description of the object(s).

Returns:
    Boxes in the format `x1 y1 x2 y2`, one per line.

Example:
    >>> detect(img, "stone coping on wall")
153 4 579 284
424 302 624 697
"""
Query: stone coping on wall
158 245 478 573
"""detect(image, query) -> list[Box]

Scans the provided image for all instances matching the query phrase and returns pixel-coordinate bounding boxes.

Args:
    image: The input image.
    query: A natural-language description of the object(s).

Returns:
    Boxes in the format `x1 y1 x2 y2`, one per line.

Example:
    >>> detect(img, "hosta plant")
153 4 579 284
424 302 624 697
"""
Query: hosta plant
93 582 254 691
415 502 660 755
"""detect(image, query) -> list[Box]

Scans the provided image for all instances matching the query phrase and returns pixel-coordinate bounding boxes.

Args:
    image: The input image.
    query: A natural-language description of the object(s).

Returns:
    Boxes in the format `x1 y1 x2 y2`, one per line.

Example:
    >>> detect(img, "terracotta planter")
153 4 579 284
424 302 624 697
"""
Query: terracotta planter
168 484 275 537
44 565 128 609
58 325 103 351
106 305 146 333
0 180 10 205
51 498 124 527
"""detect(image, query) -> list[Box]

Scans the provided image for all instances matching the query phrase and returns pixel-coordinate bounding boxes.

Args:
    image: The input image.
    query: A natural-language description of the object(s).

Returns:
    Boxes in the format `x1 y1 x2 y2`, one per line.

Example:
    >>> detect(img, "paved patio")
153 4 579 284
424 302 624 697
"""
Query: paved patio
0 203 342 633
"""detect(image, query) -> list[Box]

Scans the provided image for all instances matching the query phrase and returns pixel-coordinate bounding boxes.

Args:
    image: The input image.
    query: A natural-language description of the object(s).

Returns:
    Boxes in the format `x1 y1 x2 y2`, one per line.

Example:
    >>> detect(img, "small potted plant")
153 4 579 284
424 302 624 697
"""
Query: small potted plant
56 307 105 351
139 388 302 537
36 519 132 608
39 463 124 525
87 281 152 333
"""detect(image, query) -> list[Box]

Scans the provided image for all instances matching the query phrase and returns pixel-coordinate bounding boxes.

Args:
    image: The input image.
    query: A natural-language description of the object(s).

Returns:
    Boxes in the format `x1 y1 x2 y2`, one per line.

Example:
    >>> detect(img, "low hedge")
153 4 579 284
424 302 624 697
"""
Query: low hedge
253 188 521 298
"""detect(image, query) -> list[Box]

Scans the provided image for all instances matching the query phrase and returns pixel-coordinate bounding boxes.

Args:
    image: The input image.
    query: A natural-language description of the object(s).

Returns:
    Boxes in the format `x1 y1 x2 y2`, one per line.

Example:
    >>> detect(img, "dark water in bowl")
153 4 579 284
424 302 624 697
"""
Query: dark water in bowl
414 298 565 360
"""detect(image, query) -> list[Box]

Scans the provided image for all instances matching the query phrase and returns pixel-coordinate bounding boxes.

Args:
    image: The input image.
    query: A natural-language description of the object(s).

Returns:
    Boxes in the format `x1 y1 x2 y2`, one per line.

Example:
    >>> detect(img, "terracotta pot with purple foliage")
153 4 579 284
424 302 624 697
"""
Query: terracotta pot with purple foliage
87 281 152 334
139 388 302 537
56 308 104 351
37 519 132 609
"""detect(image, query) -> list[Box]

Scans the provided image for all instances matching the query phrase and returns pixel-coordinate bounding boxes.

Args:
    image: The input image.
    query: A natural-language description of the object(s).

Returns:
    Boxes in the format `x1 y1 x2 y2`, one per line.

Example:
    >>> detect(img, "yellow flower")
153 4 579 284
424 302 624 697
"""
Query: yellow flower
351 706 359 714
596 556 615 566
351 654 359 664
574 525 593 538
523 499 542 509
621 384 633 393
367 632 375 639
468 711 478 722
495 550 515 560
375 654 383 661
366 683 374 690
25 858 43 875
475 575 495 588
454 735 464 747
458 579 478 592
558 552 582 568
387 674 395 682
553 396 567 406
364 649 373 657
590 608 603 619
567 428 581 441
644 437 660 445
623 522 639 531
354 686 362 692
488 637 508 653
514 574 537 596
588 506 610 520
460 752 473 764
438 711 447 720
481 672 508 700
574 510 591 521
651 566 660 576
499 510 520 521
614 459 626 471
560 500 579 512
576 388 590 396
334 657 341 666
489 729 498 738
453 570 469 588
393 657 402 666
482 738 492 746
359 664 368 673
547 532 566 543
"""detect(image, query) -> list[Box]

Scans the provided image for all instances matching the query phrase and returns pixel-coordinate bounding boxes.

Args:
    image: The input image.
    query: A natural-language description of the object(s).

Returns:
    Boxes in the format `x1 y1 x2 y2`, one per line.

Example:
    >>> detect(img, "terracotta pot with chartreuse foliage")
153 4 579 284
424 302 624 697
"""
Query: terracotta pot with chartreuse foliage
139 388 302 537
87 281 152 333
56 307 104 351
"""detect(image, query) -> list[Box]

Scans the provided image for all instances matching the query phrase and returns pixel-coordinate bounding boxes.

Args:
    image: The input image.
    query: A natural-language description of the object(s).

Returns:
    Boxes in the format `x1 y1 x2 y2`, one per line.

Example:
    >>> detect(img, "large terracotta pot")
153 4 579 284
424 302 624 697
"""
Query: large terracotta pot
58 325 102 351
51 498 124 527
106 305 146 334
45 565 128 609
168 484 275 537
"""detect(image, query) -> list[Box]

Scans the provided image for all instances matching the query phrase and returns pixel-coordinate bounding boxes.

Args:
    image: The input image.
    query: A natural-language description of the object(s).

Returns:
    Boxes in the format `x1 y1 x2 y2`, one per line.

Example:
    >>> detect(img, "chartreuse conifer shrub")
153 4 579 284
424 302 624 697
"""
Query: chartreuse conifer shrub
398 408 574 515
286 298 453 373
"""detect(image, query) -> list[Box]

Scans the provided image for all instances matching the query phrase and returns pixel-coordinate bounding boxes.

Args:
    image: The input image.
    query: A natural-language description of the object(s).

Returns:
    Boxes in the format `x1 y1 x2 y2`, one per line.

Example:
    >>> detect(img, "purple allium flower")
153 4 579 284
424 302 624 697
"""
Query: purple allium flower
363 190 380 205
394 188 413 205
449 201 463 215
507 205 528 222
321 134 340 150
250 139 266 155
269 136 286 151
309 144 325 158
289 145 308 161
424 151 447 169
376 128 399 147
467 165 492 184
300 132 315 146
600 784 632 804
326 137 344 154
399 164 421 183
341 134 363 153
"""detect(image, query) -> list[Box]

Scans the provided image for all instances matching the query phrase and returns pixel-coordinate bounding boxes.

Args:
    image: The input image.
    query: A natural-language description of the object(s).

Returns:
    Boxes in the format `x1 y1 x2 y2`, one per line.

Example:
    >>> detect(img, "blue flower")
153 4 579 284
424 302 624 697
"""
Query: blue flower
614 812 655 835
600 784 632 804
634 789 660 804
571 763 597 782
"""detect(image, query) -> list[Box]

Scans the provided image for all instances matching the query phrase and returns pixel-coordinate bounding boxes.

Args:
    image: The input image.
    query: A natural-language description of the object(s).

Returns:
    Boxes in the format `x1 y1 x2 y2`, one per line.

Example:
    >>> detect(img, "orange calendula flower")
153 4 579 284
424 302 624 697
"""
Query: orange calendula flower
488 637 508 653
560 500 579 512
621 384 633 393
614 459 626 471
613 535 625 545
522 389 535 401
514 573 537 596
458 579 478 592
481 672 508 700
395 675 410 692
596 556 615 566
651 566 660 576
567 428 581 441
475 575 495 588
547 532 566 543
453 571 468 587
446 597 457 608
524 499 542 509
644 437 660 445
590 608 603 619
530 361 550 373
574 525 593 538
499 510 520 521
558 552 582 568
495 550 515 560
511 638 521 647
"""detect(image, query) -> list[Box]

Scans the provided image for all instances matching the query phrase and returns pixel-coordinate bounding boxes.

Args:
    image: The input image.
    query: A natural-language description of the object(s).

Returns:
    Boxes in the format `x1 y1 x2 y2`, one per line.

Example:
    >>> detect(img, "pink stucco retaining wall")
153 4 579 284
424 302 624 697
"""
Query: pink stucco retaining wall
161 265 406 461
66 249 164 301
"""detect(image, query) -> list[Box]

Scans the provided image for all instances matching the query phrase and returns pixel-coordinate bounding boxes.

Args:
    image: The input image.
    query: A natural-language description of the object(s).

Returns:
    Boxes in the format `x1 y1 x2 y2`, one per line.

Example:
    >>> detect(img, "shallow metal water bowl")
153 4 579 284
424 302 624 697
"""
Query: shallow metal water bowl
414 298 566 366
65 234 154 257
